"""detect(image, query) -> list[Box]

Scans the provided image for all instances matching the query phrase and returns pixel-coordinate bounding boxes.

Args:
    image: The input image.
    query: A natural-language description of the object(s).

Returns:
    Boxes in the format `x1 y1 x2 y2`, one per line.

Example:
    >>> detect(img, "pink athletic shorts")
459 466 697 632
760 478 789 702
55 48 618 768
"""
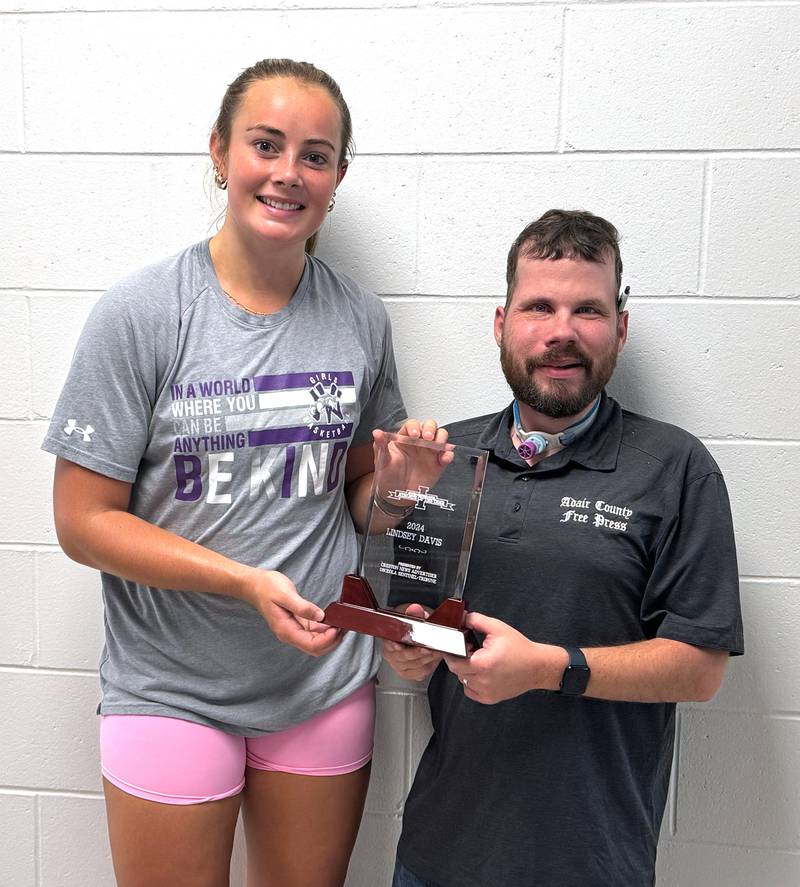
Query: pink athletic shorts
100 681 376 805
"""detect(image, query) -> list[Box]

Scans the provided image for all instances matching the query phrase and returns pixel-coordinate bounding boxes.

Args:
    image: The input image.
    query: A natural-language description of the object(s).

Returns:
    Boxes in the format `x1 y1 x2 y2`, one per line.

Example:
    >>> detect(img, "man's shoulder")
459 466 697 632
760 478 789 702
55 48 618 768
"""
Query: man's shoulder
444 412 501 446
619 407 702 454
618 407 720 479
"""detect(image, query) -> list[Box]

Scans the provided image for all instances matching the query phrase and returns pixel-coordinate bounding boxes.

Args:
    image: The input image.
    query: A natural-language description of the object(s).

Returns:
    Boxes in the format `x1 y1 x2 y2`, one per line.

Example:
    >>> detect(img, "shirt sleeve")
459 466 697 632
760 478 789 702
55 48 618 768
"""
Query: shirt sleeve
641 469 744 655
351 304 407 446
41 285 169 483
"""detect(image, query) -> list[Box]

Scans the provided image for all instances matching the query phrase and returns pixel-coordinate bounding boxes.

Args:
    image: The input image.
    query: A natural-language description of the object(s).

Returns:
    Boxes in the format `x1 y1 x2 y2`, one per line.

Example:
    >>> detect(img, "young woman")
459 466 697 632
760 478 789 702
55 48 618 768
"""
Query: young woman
43 59 439 887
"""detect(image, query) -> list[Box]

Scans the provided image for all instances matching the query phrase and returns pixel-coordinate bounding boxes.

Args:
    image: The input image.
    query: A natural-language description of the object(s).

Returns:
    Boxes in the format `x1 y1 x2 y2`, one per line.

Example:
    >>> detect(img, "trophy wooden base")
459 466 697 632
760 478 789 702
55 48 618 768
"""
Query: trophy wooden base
323 574 472 657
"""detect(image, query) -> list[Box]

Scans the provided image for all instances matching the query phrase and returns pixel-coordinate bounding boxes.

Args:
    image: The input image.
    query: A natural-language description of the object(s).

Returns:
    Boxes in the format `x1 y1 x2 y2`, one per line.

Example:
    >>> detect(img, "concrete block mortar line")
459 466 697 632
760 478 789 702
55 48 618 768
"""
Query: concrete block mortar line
4 1 800 15
23 292 33 420
34 792 41 887
19 289 797 301
403 692 412 809
4 148 800 160
555 4 570 152
0 543 62 552
0 287 106 295
0 148 207 158
148 158 159 258
694 703 800 719
396 681 429 697
629 294 800 303
0 787 104 800
591 0 800 8
0 2 537 17
681 707 800 723
419 0 800 6
739 575 800 586
16 15 25 153
0 664 98 676
32 545 41 668
669 707 681 836
384 293 800 303
662 836 800 855
0 4 389 15
758 712 800 723
517 148 800 158
701 438 800 446
2 416 45 424
413 156 421 295
697 157 713 294
369 294 499 302
375 148 796 158
375 686 414 813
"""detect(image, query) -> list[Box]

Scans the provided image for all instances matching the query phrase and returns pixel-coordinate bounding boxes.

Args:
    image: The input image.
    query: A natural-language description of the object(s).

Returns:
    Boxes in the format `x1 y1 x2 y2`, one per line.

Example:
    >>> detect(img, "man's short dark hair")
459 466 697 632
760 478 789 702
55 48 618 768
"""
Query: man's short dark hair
505 209 623 309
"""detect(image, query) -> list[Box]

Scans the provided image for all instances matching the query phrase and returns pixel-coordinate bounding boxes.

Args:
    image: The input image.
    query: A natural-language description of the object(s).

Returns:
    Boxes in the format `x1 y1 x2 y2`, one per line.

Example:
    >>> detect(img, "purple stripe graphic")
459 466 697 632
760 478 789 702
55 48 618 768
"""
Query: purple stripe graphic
254 371 355 392
248 423 354 447
282 446 296 498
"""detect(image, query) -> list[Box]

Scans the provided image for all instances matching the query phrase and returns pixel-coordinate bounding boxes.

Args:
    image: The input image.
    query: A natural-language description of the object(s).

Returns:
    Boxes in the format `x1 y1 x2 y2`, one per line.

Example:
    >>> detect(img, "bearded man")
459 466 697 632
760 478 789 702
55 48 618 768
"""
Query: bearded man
384 209 744 887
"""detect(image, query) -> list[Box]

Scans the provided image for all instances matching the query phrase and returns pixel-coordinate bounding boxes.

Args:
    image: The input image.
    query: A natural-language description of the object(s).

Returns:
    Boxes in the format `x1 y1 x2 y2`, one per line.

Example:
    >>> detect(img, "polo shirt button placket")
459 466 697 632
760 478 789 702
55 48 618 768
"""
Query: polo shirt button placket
498 473 534 541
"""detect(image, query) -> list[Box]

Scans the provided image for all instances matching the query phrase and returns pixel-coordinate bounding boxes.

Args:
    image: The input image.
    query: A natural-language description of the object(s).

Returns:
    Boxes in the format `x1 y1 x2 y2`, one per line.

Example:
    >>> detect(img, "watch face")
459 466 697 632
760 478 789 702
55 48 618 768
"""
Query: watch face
561 665 590 695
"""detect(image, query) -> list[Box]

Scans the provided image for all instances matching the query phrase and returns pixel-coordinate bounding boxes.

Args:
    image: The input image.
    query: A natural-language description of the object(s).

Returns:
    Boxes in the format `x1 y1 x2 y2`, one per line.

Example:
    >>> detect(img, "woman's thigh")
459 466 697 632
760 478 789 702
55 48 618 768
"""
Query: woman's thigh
104 779 241 887
100 715 246 887
242 681 376 887
242 766 371 887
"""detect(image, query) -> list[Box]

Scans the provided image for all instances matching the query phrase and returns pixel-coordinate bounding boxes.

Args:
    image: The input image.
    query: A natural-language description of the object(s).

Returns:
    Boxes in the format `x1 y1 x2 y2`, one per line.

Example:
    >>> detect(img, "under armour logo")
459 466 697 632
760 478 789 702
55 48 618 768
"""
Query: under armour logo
64 419 94 442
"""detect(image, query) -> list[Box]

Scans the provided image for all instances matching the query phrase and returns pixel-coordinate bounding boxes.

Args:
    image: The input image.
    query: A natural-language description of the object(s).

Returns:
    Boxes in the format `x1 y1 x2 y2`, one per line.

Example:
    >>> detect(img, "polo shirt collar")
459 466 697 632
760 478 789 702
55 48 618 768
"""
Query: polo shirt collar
477 391 623 472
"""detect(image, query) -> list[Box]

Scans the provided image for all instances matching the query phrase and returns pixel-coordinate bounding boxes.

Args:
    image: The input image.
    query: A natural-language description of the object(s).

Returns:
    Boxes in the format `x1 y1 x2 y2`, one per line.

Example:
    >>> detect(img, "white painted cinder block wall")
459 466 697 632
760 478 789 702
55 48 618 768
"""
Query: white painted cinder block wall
1 2 798 884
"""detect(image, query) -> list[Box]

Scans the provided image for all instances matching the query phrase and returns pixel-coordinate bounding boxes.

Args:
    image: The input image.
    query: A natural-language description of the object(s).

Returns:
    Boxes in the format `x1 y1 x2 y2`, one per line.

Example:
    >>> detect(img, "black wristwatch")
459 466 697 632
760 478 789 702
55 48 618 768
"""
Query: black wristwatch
557 646 590 696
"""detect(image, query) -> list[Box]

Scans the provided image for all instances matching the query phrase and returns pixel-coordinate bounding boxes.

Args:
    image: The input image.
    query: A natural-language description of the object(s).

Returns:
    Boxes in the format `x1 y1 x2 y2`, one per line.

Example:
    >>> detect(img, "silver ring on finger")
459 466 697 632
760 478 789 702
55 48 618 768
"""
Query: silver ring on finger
462 677 468 687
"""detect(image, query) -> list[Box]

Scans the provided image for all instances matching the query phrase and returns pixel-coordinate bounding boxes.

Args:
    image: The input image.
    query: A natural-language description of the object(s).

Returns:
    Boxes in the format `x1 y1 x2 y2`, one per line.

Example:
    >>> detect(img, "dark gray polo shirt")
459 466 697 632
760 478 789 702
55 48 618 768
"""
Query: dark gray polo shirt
397 393 743 887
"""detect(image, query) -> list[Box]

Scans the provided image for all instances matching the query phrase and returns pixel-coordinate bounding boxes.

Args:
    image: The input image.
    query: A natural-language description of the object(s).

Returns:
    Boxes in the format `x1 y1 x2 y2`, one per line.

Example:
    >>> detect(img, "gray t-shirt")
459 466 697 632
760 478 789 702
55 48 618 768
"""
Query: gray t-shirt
42 241 407 735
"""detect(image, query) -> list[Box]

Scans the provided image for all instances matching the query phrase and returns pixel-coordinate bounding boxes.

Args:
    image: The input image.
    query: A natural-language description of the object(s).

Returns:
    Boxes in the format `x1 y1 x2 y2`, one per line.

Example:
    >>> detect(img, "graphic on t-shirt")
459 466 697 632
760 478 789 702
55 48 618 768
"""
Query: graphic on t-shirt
63 419 95 442
169 371 356 505
309 378 345 424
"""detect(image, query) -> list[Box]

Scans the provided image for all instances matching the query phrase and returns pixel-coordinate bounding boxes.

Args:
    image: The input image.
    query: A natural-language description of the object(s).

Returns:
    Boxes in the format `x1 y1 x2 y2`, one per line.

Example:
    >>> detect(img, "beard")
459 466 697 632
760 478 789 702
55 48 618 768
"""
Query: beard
500 340 618 420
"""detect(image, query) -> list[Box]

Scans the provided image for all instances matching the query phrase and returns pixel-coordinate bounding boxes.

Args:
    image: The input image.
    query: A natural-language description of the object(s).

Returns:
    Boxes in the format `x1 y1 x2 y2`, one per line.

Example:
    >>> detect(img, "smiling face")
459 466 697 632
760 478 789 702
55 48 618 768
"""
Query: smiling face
211 76 347 252
495 253 628 427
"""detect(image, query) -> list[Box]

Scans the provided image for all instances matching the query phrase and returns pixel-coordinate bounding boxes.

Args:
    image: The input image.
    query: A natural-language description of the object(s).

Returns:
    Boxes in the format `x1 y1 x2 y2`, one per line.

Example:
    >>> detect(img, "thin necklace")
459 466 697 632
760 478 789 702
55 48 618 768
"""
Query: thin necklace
222 289 273 317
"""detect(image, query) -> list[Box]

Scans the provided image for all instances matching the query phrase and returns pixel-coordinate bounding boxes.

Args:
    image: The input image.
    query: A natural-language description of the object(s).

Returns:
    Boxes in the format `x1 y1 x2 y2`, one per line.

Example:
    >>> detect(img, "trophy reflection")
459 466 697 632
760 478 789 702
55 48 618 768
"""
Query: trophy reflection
323 433 488 657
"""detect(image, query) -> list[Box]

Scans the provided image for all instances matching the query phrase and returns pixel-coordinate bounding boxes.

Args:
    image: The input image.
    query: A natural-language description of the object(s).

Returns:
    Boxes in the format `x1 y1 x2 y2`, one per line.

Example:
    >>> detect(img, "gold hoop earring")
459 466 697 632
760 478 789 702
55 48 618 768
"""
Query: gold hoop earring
327 191 336 213
214 167 228 191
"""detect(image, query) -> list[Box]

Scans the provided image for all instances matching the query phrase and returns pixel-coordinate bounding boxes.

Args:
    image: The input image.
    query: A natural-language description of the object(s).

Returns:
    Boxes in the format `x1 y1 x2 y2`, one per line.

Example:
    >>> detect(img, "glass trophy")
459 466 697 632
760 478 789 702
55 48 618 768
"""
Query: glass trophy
323 433 488 657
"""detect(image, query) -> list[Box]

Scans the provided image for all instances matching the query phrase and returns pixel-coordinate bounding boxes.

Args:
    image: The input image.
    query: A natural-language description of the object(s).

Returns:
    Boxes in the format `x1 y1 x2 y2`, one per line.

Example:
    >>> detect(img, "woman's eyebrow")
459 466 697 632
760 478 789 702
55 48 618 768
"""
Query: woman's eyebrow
246 124 336 152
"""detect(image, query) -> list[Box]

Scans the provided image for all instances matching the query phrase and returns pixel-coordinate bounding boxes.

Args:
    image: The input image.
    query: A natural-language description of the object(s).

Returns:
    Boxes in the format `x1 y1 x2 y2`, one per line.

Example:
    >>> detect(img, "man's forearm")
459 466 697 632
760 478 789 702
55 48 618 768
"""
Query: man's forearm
562 638 728 703
447 614 730 705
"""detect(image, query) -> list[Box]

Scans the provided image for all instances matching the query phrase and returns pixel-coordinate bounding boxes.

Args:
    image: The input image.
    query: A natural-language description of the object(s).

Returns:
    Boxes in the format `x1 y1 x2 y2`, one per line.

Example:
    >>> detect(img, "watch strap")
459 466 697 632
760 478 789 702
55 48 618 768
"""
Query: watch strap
558 645 590 696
